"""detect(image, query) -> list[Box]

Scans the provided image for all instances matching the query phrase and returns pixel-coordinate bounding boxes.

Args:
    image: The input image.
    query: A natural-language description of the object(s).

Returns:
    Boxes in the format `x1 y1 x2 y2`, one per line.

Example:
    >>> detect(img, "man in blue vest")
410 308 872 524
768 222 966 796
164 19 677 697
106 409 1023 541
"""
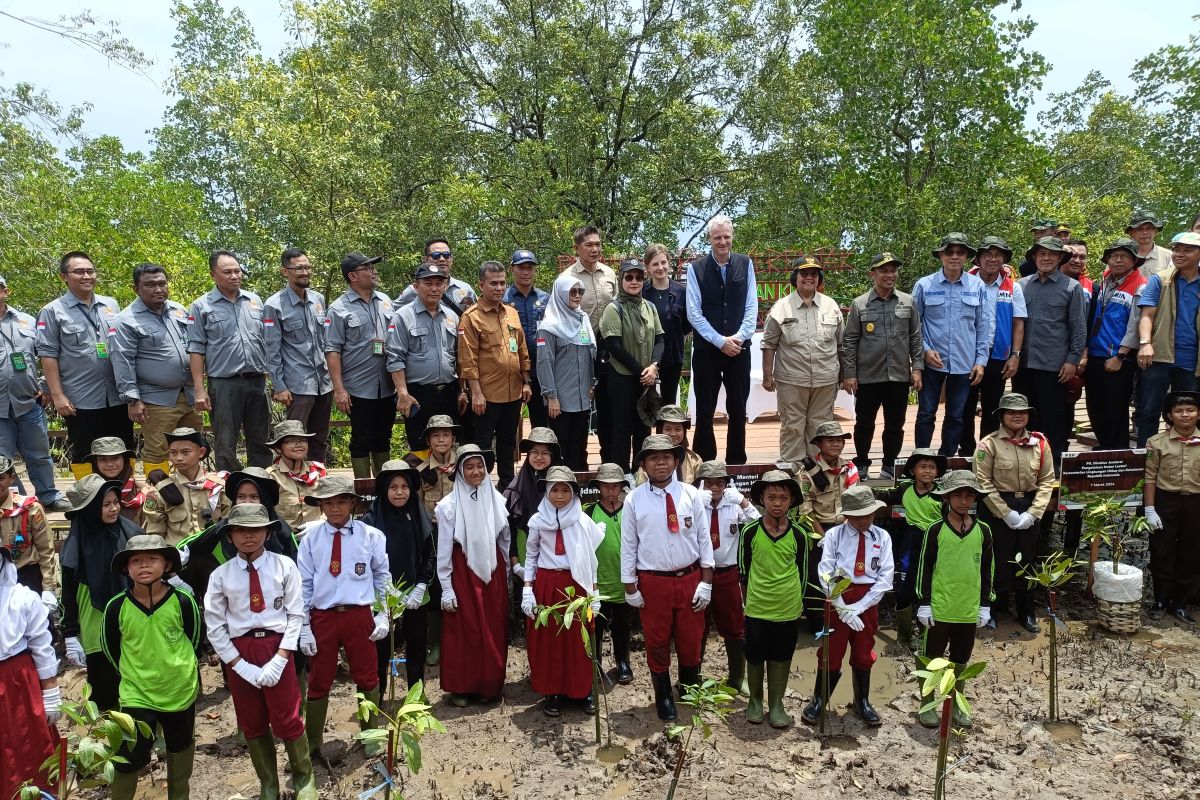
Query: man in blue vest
685 215 758 464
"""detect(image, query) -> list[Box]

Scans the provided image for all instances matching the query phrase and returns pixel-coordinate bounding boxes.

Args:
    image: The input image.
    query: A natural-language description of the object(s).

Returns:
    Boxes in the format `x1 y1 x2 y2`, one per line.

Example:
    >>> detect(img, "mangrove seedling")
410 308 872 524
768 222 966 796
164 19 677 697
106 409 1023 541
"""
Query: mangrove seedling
356 681 445 800
1016 550 1085 721
535 585 611 746
664 678 734 800
912 658 987 800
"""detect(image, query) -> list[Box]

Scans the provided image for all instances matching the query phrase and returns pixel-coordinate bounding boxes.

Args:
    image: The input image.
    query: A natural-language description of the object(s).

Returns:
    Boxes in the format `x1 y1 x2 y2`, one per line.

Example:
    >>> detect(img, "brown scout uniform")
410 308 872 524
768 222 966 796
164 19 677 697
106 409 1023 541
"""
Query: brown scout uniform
798 454 859 527
143 471 233 545
416 448 458 519
0 492 55 592
266 464 325 530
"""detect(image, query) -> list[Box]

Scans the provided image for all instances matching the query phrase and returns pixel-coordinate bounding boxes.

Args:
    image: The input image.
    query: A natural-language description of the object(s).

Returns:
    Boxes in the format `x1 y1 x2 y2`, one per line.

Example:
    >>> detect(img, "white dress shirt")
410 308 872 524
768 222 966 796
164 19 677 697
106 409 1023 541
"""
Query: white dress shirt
702 488 761 568
434 503 510 594
297 520 391 613
620 478 715 583
817 522 894 610
204 551 304 665
0 581 57 679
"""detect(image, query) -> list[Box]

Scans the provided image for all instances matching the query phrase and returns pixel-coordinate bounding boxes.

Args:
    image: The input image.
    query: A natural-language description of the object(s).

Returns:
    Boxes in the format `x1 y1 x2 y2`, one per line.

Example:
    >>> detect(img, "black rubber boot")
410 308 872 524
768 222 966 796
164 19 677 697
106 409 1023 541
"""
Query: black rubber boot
1016 590 1041 634
677 664 701 700
651 671 677 722
801 671 841 725
612 619 634 685
850 669 881 726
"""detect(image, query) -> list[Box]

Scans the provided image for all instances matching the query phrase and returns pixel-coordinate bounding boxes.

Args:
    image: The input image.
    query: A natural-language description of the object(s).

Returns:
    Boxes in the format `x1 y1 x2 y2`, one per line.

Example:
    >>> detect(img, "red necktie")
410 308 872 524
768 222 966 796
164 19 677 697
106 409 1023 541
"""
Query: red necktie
853 533 866 578
329 528 342 576
710 507 720 549
666 492 679 534
248 563 265 613
554 528 565 556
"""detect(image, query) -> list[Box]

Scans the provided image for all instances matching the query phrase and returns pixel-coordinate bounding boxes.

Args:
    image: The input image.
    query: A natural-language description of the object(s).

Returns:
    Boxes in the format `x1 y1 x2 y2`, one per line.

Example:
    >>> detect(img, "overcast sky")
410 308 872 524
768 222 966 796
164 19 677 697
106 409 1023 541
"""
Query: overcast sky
0 0 1196 153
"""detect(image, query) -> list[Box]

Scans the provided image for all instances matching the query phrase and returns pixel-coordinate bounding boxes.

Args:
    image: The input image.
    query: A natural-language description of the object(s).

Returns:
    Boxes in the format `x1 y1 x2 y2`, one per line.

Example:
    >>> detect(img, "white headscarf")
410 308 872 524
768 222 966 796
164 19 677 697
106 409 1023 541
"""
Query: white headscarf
443 454 508 583
537 271 596 354
527 490 604 593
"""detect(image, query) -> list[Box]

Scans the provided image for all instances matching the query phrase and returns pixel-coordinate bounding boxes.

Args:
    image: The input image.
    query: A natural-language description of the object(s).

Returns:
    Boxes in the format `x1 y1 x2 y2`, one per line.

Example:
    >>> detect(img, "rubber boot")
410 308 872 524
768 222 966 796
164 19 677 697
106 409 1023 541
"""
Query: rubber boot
305 696 329 756
296 668 308 717
143 460 171 479
370 451 389 476
351 456 373 480
765 660 793 728
613 624 634 685
427 609 442 666
359 687 386 757
283 734 319 800
918 690 940 728
745 661 765 724
850 669 881 726
951 662 973 728
724 639 750 697
69 462 91 481
650 670 677 722
801 671 841 725
1016 590 1041 634
677 664 701 701
246 735 280 800
895 606 914 651
109 769 139 800
166 746 194 800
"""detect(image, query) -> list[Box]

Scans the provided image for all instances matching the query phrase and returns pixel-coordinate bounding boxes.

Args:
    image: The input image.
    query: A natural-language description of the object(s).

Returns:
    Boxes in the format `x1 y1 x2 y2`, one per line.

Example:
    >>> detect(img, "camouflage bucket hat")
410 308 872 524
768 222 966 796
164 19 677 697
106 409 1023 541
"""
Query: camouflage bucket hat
656 405 690 426
994 393 1035 415
519 427 561 457
374 459 419 496
695 460 731 482
841 484 885 517
303 475 359 506
1101 238 1146 267
266 419 315 448
809 420 850 445
111 534 182 575
223 502 275 529
422 414 462 442
589 463 628 486
64 474 122 518
164 427 209 450
1127 210 1164 231
453 443 495 474
537 464 581 494
973 235 1013 264
931 232 977 259
1023 236 1071 267
225 466 280 508
635 434 684 467
0 455 14 474
902 448 948 478
932 470 986 498
1029 218 1058 232
637 386 663 428
749 469 801 508
87 436 134 460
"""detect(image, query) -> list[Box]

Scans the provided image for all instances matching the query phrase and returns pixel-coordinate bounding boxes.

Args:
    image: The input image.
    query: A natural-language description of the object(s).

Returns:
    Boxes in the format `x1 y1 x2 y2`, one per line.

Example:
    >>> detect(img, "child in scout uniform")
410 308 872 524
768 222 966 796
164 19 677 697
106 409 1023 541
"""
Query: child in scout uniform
1143 390 1200 623
797 421 861 532
914 470 994 728
0 456 56 604
587 463 634 685
101 534 202 800
60 474 138 710
435 445 512 706
143 427 232 545
204 504 317 800
520 466 605 717
296 475 391 757
0 542 60 800
739 470 809 728
362 460 435 693
411 414 461 667
973 392 1054 634
880 449 947 648
86 437 150 526
653 405 703 484
265 419 327 530
802 484 893 727
503 427 562 575
695 459 760 694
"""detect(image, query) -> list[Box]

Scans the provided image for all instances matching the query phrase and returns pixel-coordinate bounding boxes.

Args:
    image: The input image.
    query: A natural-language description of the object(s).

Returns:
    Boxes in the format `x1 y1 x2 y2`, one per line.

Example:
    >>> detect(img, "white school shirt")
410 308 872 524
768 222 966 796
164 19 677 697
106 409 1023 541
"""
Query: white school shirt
701 488 761 568
297 520 391 613
204 551 304 665
817 522 894 610
620 478 714 584
0 582 58 679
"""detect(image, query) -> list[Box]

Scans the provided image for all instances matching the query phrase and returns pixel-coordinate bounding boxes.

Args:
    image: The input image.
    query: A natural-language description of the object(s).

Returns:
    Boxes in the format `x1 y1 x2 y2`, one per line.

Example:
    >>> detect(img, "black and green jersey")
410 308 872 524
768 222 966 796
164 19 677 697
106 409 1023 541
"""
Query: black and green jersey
101 586 201 712
739 518 809 622
587 502 624 605
915 517 994 624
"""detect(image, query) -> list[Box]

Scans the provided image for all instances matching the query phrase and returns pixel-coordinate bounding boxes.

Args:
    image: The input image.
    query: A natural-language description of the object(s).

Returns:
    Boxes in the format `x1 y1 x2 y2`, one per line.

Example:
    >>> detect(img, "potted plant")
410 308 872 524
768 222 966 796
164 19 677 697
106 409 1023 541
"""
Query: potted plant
1082 494 1147 633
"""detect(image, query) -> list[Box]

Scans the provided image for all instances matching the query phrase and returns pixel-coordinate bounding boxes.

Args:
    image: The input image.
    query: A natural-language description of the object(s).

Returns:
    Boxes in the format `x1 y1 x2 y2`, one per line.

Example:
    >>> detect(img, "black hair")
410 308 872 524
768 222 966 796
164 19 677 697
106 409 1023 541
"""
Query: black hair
478 260 506 282
573 225 601 246
208 250 239 271
423 238 451 256
281 247 307 267
132 263 167 286
59 251 93 274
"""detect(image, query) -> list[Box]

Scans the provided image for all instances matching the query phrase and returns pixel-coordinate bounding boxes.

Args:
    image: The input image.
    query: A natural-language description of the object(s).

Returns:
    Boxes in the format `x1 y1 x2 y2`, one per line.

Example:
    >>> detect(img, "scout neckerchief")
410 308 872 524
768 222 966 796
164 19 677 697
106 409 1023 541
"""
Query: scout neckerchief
1170 427 1200 445
0 493 37 558
1001 429 1047 472
275 458 327 487
181 470 228 513
120 477 146 510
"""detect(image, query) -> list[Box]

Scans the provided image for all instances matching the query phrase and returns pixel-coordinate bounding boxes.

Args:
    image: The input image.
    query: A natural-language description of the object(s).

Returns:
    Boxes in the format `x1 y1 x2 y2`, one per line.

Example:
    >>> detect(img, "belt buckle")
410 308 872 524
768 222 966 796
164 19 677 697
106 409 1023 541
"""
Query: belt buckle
1013 491 1025 499
252 630 267 639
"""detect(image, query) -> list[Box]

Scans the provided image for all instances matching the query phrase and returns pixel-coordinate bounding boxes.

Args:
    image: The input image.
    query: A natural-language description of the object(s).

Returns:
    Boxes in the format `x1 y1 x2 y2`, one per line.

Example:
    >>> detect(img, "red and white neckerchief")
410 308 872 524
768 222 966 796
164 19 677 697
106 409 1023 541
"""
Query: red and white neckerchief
823 459 860 488
120 477 146 509
183 471 228 512
1172 430 1200 446
0 493 37 518
1004 430 1043 447
276 458 327 487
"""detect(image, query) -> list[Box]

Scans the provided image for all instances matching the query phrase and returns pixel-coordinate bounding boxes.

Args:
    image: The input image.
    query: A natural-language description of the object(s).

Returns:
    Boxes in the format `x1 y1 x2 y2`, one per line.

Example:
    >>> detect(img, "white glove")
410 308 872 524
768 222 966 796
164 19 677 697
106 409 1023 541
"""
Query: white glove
590 597 601 614
916 605 934 628
1016 512 1037 530
977 606 991 628
441 591 458 612
624 590 645 608
837 607 865 631
40 590 58 611
368 611 390 641
511 563 525 580
1145 506 1163 530
405 583 426 610
691 581 712 612
1003 509 1022 528
42 686 62 724
521 586 536 619
167 574 194 594
65 636 86 667
256 654 289 688
299 625 317 656
177 544 191 567
231 658 263 686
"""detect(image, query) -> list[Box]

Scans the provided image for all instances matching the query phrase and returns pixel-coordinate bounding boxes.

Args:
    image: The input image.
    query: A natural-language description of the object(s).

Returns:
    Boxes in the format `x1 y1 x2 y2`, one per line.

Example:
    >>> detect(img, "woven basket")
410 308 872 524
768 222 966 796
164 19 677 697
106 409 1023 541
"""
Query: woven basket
1097 597 1141 634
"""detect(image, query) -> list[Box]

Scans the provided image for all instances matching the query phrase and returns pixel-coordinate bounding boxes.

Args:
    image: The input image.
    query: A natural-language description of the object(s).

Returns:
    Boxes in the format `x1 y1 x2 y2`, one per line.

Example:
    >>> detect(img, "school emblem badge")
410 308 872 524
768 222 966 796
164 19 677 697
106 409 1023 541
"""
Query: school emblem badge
354 562 366 576
164 626 183 644
274 596 284 610
683 516 693 529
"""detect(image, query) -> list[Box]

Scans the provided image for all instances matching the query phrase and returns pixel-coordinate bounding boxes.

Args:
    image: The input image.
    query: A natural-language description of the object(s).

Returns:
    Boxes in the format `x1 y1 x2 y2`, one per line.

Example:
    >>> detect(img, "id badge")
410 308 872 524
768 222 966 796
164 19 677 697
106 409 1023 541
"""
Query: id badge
372 339 384 356
9 352 27 372
95 341 109 359
508 337 518 353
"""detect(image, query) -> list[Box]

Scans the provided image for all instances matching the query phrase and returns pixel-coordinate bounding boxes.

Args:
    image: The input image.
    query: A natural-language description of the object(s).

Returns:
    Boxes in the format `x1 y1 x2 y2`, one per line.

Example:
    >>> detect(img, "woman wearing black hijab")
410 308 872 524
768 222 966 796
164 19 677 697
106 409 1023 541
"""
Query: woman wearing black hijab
60 474 141 710
363 460 435 693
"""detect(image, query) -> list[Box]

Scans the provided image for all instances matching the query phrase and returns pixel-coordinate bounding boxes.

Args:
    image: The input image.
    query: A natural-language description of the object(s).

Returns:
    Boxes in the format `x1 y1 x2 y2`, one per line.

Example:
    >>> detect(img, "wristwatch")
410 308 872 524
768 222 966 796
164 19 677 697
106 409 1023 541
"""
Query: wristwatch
1009 351 1021 358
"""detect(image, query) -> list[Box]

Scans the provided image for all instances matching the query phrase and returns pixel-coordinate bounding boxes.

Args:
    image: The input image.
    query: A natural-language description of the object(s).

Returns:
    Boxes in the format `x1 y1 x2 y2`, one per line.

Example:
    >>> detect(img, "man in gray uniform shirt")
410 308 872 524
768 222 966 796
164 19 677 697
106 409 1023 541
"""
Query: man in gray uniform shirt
36 250 130 480
187 250 271 471
110 263 200 476
264 247 333 463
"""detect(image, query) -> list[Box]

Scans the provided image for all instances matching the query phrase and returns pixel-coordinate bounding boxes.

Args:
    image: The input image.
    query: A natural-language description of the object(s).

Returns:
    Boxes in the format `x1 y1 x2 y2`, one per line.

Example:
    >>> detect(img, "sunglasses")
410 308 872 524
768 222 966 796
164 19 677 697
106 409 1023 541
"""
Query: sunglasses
428 251 452 260
568 288 585 296
623 273 645 282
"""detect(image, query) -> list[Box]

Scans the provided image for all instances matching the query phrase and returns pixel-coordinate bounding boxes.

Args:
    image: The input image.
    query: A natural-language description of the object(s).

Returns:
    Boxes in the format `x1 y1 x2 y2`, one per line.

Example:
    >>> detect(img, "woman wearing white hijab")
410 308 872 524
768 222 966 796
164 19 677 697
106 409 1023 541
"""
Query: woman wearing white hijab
520 466 605 717
536 271 598 470
435 445 511 706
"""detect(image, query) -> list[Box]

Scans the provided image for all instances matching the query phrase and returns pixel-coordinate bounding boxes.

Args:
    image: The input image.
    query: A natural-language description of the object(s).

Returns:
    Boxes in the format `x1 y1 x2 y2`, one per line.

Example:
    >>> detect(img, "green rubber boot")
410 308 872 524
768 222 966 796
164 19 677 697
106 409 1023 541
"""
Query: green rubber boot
745 661 765 724
951 662 973 728
918 691 941 728
296 668 308 717
359 687 386 757
370 451 390 476
245 735 280 800
283 734 320 800
305 696 329 757
427 609 442 666
351 456 373 480
895 606 915 651
724 638 750 697
109 769 139 800
765 660 794 729
166 746 194 800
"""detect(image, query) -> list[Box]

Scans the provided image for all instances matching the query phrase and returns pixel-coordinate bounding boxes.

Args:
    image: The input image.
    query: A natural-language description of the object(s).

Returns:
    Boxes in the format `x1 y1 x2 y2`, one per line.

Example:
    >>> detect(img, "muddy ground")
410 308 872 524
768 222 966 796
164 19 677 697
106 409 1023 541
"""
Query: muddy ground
57 587 1200 800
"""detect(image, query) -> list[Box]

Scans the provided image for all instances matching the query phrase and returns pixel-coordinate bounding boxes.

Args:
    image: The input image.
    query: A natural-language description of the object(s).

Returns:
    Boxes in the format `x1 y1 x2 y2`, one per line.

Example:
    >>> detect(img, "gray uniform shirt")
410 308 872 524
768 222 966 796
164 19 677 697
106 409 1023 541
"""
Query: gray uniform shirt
1017 270 1088 372
35 292 122 409
385 301 458 386
0 307 42 419
324 289 394 399
186 287 269 377
396 278 477 316
535 331 595 413
843 289 924 384
264 286 332 396
111 298 193 406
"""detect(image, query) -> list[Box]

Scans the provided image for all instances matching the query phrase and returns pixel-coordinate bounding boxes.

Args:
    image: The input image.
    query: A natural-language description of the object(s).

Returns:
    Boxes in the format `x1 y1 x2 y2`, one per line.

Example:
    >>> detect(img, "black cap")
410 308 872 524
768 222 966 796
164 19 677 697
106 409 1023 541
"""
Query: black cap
511 249 538 265
618 258 645 275
414 262 450 281
341 252 383 279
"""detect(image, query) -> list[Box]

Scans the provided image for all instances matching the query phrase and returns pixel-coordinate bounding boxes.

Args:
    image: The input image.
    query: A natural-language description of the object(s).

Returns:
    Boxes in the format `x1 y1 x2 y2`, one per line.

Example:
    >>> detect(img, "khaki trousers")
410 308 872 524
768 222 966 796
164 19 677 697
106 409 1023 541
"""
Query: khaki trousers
776 381 837 465
141 391 204 467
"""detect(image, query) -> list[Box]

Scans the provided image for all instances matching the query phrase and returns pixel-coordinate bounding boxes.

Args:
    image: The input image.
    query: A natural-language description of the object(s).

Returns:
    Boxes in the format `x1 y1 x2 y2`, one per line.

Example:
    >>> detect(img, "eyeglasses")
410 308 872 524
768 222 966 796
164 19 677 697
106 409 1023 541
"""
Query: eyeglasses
428 251 452 261
622 274 644 282
284 265 312 272
67 269 98 277
568 288 585 296
352 265 379 273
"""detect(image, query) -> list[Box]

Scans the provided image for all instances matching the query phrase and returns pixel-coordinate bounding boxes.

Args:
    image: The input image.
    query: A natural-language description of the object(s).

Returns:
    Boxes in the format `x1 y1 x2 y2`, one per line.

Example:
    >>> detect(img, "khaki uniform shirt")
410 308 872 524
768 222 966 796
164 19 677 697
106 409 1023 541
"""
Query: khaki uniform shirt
0 493 54 591
799 455 857 526
1138 244 1175 280
974 429 1055 518
457 302 531 403
143 471 233 545
1144 428 1200 494
266 464 324 529
568 259 619 332
761 291 843 387
417 449 458 519
843 289 923 384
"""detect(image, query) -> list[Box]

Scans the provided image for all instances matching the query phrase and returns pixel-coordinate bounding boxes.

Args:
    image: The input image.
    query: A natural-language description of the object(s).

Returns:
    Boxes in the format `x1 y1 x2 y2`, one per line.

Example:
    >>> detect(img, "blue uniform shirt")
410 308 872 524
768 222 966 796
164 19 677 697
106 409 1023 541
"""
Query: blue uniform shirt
912 269 992 374
503 285 549 376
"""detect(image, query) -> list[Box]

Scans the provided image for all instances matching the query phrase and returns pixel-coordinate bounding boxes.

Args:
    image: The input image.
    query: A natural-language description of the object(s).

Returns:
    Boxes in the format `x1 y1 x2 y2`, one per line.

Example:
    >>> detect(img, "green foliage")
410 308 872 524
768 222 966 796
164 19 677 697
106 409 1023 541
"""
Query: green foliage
664 678 733 800
356 681 446 794
1079 492 1150 574
911 658 987 800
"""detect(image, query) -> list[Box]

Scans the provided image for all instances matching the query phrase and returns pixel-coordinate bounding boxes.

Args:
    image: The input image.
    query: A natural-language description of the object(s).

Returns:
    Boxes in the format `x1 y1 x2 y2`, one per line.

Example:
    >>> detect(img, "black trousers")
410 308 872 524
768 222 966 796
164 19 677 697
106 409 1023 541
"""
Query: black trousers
923 621 977 665
745 616 800 664
606 372 650 473
1151 489 1200 607
1084 358 1136 450
527 374 548 430
1013 367 1069 463
287 391 333 464
658 362 684 407
595 601 632 667
209 374 271 470
594 370 611 463
375 605 429 693
348 394 396 457
63 404 134 465
472 398 522 488
85 650 121 712
979 495 1041 600
960 357 1007 455
115 703 196 772
852 380 909 472
403 383 460 452
550 410 591 471
691 342 751 464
